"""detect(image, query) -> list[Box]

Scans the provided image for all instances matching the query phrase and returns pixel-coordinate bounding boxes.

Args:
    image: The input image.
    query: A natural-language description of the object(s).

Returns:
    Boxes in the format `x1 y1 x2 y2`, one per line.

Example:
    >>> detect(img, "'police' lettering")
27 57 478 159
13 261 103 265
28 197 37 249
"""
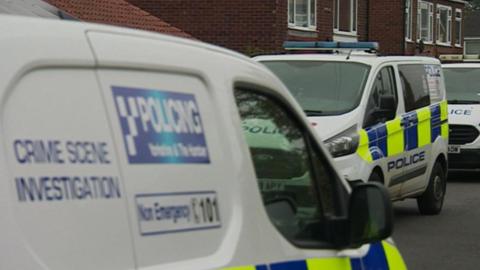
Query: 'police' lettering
449 109 472 116
387 151 425 171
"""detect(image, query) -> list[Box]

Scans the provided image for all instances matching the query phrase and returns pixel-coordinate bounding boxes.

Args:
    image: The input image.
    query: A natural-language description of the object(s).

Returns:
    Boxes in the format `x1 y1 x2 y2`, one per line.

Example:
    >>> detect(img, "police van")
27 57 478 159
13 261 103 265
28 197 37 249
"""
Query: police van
0 16 407 269
255 42 449 215
442 63 480 170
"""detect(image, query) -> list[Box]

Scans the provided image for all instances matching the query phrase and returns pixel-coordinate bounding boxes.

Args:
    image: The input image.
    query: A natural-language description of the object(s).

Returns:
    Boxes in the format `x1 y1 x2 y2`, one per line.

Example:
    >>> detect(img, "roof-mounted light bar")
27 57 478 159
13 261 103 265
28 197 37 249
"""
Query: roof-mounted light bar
283 41 379 51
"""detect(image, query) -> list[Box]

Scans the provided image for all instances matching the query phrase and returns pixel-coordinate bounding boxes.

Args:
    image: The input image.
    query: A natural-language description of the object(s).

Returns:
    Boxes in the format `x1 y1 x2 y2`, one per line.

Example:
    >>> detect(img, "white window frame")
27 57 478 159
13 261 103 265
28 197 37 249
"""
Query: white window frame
417 1 434 43
288 0 317 31
455 8 462 47
405 0 413 41
333 0 358 35
436 4 452 46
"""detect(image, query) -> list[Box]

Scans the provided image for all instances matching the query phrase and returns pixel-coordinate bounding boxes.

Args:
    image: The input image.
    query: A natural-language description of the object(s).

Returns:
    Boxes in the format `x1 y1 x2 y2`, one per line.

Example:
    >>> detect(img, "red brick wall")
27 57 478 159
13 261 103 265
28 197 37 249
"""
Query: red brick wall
358 0 369 41
316 0 334 41
368 0 405 55
127 0 288 55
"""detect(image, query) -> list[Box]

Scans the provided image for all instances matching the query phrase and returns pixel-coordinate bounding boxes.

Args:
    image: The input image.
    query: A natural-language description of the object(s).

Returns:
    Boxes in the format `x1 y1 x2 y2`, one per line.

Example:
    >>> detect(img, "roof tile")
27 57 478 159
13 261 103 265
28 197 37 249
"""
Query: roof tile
45 0 193 38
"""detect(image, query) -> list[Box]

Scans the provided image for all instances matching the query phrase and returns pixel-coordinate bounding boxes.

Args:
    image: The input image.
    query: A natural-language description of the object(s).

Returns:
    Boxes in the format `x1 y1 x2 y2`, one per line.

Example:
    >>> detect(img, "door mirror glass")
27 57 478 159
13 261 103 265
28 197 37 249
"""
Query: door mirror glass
379 95 396 111
348 182 393 247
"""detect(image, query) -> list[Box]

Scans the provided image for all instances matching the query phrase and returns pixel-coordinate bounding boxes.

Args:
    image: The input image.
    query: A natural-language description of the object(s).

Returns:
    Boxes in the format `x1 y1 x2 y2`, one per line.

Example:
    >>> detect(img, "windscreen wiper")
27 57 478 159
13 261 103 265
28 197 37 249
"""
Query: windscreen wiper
448 99 480 104
304 110 324 116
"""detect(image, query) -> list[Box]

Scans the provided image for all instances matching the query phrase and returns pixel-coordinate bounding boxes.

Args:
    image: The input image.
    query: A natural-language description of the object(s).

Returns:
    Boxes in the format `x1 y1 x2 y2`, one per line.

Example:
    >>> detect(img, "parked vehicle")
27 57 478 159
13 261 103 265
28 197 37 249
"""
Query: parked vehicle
443 63 480 171
255 42 449 215
0 17 406 270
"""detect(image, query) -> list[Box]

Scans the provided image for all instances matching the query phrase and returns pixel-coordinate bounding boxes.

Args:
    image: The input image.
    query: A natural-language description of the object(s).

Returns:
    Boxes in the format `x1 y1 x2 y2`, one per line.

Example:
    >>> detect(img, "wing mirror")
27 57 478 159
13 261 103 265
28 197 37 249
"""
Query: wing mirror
372 95 396 121
326 182 393 249
347 182 393 247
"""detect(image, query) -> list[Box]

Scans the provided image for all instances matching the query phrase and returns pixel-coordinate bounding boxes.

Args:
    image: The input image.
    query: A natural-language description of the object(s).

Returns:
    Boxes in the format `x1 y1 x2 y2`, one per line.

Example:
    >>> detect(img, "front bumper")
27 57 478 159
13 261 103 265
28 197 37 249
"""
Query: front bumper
449 148 480 170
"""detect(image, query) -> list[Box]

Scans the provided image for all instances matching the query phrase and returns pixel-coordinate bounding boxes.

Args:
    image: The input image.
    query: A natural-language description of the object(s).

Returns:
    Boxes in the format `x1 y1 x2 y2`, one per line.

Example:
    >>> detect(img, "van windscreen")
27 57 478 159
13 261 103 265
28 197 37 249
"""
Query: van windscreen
443 68 480 104
262 61 370 115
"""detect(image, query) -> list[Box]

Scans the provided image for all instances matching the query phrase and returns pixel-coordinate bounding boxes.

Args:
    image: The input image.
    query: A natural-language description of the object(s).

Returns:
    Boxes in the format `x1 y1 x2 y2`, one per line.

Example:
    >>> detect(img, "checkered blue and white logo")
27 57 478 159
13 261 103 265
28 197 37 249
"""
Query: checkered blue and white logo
112 86 209 164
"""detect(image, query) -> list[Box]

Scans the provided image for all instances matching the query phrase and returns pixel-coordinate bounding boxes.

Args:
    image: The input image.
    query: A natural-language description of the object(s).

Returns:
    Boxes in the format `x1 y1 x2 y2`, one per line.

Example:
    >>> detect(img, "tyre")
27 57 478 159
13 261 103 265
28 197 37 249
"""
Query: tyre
417 162 446 215
368 171 383 183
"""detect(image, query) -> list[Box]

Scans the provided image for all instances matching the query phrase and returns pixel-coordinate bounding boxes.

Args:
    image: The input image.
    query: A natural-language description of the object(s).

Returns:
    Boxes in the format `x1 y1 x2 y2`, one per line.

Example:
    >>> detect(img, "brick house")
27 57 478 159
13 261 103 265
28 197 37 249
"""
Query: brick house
372 0 467 56
126 0 465 57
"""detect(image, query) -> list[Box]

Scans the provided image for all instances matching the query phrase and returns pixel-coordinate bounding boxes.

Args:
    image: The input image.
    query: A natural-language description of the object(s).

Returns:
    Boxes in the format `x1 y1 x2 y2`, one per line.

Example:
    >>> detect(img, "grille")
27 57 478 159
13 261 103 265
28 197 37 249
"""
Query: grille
449 124 480 145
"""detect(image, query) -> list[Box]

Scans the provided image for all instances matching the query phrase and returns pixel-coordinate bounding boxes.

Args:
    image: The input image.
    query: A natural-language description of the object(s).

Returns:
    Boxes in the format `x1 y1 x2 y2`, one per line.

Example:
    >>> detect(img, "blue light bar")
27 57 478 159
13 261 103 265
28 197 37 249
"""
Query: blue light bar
283 41 379 51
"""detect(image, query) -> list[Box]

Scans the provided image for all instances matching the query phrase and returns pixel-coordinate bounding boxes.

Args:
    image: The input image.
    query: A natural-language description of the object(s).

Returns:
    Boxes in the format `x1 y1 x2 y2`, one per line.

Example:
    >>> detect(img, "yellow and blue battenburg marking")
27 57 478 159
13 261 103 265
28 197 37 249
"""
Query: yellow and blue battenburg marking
356 101 448 162
223 241 407 270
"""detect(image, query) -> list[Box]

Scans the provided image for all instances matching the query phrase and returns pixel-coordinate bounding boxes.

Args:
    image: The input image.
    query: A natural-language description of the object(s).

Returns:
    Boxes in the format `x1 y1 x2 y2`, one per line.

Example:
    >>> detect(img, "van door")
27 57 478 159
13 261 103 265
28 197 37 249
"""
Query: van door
87 32 232 269
233 87 406 269
3 68 135 269
362 66 403 197
397 64 433 194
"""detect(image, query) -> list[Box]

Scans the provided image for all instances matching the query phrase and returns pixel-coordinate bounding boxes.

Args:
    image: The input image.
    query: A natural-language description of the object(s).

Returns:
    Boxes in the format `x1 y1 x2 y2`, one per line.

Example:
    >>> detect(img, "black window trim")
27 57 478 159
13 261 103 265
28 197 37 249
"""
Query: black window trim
362 65 399 128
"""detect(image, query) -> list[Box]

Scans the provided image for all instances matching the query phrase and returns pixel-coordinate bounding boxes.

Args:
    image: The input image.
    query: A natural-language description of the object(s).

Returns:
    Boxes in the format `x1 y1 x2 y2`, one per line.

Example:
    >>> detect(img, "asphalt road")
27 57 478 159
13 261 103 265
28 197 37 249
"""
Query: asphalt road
392 171 480 270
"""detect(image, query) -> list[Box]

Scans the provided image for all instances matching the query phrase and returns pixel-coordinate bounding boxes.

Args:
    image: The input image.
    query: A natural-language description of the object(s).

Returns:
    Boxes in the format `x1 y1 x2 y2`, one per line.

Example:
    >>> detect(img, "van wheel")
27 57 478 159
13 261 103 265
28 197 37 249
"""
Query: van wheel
417 163 446 215
368 171 383 184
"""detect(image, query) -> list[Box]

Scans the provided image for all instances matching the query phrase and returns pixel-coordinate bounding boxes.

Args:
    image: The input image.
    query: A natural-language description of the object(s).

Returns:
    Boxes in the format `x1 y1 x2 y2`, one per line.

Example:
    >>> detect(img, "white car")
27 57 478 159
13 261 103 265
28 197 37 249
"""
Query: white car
256 42 449 215
443 63 480 171
0 16 406 270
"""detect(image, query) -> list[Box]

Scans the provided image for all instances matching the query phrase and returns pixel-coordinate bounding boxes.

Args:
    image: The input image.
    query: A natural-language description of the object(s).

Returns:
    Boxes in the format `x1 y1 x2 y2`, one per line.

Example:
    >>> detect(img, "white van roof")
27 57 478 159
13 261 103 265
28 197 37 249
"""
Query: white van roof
442 63 480 68
254 53 441 67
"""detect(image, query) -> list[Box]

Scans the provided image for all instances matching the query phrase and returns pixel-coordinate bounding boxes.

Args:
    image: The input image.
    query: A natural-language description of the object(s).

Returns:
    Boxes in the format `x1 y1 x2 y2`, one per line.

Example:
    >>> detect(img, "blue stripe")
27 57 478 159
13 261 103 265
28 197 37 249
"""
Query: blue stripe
362 242 389 270
430 105 441 142
403 112 418 151
350 258 363 270
256 265 268 270
270 260 307 270
367 125 383 161
377 124 388 157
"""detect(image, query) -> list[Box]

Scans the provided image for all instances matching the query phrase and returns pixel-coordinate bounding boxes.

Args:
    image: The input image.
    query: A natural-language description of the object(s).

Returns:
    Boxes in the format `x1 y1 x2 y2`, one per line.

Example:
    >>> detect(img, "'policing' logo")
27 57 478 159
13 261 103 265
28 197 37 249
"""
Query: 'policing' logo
112 86 209 164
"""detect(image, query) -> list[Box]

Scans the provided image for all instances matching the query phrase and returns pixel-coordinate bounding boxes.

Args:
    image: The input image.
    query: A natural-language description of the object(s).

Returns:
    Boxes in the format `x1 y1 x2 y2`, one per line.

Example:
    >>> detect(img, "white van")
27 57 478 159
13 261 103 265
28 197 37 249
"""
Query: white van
0 16 406 269
442 63 480 170
255 42 449 215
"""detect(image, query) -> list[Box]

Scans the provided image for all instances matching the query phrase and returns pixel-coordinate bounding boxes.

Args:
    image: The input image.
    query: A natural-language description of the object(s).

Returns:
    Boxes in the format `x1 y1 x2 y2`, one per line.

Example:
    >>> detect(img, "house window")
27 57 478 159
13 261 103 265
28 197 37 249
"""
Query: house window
405 0 413 40
437 5 452 45
417 1 434 43
333 0 357 33
455 9 462 47
288 0 316 29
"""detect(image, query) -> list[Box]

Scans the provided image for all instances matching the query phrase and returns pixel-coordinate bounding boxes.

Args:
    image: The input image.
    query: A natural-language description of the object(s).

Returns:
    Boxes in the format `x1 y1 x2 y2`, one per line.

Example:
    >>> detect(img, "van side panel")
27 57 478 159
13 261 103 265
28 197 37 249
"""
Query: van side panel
1 69 136 270
95 67 232 268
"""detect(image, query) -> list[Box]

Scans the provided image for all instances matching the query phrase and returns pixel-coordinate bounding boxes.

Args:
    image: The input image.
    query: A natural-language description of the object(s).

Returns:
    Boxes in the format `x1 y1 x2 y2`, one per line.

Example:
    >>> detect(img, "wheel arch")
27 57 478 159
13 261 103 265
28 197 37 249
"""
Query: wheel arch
369 166 385 184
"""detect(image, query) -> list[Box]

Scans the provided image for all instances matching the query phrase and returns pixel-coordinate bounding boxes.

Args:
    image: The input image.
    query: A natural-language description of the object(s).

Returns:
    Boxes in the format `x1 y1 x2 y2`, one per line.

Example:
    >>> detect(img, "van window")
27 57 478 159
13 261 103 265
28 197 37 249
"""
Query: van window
261 61 370 116
235 88 343 246
364 66 398 127
443 68 480 103
398 64 431 111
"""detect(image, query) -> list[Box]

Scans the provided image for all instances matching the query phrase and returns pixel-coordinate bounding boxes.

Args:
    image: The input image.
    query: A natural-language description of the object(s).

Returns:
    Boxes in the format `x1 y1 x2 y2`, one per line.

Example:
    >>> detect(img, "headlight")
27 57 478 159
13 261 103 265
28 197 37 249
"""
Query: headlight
324 125 359 158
